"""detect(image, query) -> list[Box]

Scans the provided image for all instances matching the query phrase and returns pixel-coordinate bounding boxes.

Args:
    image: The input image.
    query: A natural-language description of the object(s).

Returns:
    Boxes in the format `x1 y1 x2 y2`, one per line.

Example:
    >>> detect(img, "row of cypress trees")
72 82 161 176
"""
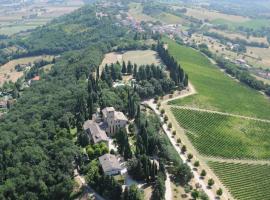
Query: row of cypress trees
156 41 188 88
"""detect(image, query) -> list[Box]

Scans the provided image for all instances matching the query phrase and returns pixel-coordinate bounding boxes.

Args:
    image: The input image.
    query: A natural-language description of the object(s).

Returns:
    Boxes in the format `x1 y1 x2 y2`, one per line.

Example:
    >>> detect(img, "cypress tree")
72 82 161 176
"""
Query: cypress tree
183 74 188 87
87 94 93 119
122 61 127 74
133 64 138 77
127 61 133 74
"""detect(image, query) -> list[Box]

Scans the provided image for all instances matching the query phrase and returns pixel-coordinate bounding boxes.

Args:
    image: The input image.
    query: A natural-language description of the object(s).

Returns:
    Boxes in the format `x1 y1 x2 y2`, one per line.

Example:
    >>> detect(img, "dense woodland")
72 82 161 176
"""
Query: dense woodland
0 5 139 199
0 1 194 199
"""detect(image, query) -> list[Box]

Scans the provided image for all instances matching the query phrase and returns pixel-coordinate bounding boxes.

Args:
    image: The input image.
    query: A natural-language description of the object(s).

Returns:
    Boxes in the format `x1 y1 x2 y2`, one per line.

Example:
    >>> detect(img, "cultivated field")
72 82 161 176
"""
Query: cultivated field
209 162 270 200
0 55 54 85
211 18 270 30
128 3 155 22
247 47 270 69
171 108 270 159
0 1 84 35
209 28 269 45
185 7 249 23
100 50 161 68
163 38 270 120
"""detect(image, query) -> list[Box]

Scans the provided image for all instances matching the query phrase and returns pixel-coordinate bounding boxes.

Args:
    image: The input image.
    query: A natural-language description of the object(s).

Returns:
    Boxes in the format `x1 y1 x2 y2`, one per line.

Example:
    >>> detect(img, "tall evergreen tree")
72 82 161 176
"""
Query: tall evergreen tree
127 61 133 74
122 61 127 74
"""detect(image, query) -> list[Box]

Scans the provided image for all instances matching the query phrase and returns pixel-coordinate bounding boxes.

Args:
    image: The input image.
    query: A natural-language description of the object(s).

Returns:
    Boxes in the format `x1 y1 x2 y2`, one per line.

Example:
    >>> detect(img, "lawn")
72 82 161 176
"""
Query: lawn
208 161 270 200
171 108 270 159
163 38 270 120
100 50 161 68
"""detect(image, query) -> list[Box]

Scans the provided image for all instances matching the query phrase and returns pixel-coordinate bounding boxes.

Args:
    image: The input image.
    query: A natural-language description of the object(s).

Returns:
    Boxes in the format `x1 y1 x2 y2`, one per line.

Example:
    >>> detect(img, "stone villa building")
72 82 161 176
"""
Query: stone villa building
102 107 128 136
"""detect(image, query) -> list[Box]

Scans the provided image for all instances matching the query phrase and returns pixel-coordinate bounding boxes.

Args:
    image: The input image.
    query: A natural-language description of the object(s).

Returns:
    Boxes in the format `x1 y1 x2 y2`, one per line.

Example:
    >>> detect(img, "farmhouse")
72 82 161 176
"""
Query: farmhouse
0 100 7 108
83 120 109 145
28 75 40 85
99 153 125 176
102 107 128 136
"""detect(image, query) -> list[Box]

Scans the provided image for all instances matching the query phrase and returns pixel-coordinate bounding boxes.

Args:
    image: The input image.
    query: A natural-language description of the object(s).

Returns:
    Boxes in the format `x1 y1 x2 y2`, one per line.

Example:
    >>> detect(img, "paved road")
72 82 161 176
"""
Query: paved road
165 172 173 200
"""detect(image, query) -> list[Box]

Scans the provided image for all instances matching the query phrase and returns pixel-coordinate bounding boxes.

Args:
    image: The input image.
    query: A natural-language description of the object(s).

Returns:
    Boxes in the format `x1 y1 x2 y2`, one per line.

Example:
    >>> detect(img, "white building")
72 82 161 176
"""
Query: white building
102 107 128 136
99 154 126 176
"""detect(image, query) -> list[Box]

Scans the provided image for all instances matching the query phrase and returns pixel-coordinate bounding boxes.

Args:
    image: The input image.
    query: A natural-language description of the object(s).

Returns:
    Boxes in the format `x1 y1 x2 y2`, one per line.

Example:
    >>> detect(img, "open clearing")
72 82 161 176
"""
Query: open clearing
100 50 161 68
0 55 54 85
163 37 270 120
171 108 270 160
209 162 270 200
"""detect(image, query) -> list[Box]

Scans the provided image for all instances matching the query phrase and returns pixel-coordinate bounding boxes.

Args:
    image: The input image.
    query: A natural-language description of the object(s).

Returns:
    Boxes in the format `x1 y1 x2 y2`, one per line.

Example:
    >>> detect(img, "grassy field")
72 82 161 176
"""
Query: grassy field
163 38 270 120
155 12 184 24
171 108 270 159
100 50 161 68
208 162 270 200
0 55 54 85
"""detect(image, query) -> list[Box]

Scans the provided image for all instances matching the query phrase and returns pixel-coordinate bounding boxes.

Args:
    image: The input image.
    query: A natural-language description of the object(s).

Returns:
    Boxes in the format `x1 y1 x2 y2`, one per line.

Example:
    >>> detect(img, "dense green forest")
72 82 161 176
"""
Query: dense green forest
0 5 135 199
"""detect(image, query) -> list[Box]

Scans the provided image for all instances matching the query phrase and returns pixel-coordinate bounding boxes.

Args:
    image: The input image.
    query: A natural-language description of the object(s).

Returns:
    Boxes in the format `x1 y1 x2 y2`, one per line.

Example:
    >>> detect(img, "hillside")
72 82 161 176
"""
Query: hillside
164 38 270 120
0 5 132 199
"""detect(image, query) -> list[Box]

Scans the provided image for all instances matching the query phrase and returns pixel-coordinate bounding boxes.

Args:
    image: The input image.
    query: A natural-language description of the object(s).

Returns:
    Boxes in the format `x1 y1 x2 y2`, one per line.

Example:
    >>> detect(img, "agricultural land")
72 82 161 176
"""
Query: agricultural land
162 38 270 200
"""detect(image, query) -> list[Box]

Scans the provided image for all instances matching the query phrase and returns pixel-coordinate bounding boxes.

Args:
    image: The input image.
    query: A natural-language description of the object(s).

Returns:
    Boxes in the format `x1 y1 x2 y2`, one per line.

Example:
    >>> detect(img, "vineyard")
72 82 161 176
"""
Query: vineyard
171 108 270 159
163 37 270 120
209 161 270 200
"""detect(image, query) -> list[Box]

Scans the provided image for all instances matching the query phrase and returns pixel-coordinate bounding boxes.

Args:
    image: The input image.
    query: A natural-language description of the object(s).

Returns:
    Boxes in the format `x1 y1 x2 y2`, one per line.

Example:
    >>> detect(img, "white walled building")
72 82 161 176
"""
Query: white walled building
99 154 126 176
102 107 128 136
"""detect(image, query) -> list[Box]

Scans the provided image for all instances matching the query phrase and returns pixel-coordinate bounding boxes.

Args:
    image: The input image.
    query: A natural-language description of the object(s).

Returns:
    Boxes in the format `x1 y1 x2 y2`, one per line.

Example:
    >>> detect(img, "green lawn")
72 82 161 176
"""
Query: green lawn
208 162 270 200
164 38 270 120
172 108 270 159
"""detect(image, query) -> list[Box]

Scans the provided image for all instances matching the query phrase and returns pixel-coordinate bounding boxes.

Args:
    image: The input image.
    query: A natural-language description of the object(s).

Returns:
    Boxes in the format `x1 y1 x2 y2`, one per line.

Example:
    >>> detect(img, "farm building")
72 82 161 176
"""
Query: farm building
0 100 7 108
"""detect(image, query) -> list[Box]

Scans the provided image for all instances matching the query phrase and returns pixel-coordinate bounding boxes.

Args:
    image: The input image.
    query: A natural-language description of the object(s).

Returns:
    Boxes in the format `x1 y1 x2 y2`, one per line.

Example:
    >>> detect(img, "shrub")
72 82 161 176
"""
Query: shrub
194 161 200 167
216 188 223 196
187 153 193 161
177 138 181 144
161 109 165 115
164 115 168 123
181 145 187 153
208 178 215 188
200 169 206 177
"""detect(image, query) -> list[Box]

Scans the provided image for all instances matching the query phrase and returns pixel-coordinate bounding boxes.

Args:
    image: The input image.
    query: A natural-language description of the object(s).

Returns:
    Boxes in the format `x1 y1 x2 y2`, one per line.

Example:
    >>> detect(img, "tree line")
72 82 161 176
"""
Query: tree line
156 41 189 88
